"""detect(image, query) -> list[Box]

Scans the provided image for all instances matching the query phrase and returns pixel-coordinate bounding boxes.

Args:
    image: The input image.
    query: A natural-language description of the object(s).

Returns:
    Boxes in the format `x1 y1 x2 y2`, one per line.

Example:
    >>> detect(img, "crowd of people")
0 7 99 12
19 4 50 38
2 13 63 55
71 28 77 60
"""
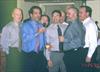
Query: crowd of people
0 5 100 72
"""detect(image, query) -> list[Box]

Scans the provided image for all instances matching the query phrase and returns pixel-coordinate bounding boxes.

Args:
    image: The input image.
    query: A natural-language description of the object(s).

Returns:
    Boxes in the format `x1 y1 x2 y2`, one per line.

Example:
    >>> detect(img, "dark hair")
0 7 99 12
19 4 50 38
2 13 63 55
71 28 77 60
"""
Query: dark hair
41 15 50 23
41 15 50 27
80 6 92 17
52 10 61 17
29 6 42 15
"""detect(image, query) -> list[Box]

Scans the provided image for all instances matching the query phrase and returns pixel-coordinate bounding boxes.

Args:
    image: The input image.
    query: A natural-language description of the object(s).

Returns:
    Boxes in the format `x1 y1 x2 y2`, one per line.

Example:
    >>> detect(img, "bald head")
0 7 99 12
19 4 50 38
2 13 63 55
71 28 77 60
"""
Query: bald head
12 8 23 23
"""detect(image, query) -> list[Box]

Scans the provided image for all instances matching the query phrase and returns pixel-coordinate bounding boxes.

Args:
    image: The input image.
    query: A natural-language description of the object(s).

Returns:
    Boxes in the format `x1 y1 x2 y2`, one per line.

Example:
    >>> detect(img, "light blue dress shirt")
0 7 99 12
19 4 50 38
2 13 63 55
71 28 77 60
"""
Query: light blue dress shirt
45 23 67 60
1 21 20 54
20 19 46 53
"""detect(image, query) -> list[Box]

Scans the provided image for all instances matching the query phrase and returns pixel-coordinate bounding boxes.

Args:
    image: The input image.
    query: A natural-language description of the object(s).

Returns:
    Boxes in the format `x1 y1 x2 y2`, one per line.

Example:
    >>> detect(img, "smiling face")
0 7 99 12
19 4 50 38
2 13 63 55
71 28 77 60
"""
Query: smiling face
66 8 77 21
41 16 49 25
12 8 22 23
30 8 41 21
52 12 61 24
79 7 89 21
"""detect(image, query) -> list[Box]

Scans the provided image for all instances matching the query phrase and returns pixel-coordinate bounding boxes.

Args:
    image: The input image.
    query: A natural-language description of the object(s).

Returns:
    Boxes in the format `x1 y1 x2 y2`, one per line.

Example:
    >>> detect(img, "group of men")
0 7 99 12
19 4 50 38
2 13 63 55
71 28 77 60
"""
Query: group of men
0 5 99 72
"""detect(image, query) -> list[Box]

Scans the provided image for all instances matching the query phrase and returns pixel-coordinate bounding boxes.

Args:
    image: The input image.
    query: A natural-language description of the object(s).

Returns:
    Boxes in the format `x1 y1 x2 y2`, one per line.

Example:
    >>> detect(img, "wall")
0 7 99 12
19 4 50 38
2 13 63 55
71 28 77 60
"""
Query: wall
0 0 17 32
87 0 100 27
39 2 74 22
17 0 75 20
17 0 38 20
17 0 100 25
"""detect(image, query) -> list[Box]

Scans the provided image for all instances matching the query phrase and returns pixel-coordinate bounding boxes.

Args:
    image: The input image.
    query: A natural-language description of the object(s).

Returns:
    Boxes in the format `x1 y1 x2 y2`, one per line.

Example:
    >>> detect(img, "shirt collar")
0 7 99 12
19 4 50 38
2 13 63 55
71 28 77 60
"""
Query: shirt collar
9 21 19 28
83 17 91 25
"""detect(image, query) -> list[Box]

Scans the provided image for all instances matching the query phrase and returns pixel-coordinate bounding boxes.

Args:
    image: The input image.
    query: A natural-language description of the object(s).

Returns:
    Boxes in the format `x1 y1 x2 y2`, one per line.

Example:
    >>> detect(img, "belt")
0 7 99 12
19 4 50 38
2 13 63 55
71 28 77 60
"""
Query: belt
29 51 43 54
9 47 19 48
51 51 63 53
73 47 83 51
9 47 21 52
64 47 83 52
84 47 89 48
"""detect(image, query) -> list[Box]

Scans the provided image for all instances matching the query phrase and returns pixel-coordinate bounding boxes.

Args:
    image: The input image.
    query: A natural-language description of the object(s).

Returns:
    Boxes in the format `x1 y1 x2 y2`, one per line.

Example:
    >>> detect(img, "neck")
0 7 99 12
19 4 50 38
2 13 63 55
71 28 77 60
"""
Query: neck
13 21 19 26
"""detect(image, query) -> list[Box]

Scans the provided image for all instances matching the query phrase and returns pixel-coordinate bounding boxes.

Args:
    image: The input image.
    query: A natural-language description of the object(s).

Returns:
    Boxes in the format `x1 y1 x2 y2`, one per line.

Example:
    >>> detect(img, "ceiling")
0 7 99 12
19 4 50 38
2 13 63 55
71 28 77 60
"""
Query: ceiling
24 0 85 3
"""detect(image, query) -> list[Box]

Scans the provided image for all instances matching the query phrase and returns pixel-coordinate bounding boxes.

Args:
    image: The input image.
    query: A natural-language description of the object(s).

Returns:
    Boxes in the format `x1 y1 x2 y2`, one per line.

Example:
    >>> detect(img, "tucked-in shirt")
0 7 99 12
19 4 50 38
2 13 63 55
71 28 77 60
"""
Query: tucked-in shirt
20 19 46 53
1 21 20 54
45 23 67 60
83 17 98 58
97 39 100 45
63 19 85 51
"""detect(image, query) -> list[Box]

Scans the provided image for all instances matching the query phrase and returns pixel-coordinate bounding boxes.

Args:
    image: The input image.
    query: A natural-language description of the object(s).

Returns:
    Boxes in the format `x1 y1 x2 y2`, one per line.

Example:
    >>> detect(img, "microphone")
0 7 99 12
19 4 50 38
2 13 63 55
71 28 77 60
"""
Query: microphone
43 23 47 27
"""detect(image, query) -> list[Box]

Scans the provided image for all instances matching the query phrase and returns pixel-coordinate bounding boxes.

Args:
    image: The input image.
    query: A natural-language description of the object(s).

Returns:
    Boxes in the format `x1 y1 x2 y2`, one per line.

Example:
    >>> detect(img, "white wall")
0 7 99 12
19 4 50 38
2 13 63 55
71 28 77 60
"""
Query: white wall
17 0 100 26
17 0 38 19
87 0 100 26
17 0 74 20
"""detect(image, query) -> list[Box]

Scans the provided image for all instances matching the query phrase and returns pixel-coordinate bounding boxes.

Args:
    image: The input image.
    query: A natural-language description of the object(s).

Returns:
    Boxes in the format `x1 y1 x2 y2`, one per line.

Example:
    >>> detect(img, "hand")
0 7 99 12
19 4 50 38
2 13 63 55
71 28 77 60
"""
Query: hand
46 44 52 51
38 28 45 33
48 60 53 68
85 56 92 63
59 36 64 42
2 48 9 55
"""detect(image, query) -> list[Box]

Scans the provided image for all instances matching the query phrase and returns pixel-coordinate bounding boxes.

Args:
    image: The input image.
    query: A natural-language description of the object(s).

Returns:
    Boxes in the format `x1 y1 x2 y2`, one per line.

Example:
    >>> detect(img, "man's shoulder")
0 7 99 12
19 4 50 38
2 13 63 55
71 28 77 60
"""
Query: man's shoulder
22 20 32 27
86 18 96 28
23 20 40 26
74 19 82 24
1 22 13 33
3 21 13 29
47 24 53 28
72 19 82 27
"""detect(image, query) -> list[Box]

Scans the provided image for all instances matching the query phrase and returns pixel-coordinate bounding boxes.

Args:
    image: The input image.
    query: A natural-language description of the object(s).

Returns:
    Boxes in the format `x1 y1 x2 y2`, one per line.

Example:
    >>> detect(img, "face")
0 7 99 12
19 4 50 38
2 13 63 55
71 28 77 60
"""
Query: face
60 12 65 23
31 9 41 21
52 12 61 24
79 7 88 21
66 9 75 21
41 16 48 25
12 8 22 23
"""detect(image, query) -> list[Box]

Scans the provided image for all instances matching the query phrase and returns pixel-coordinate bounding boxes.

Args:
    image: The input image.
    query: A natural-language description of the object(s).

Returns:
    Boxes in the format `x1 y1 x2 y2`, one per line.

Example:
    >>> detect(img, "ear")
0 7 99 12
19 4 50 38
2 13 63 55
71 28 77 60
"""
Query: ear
74 13 77 17
86 12 89 16
30 14 33 18
12 13 14 18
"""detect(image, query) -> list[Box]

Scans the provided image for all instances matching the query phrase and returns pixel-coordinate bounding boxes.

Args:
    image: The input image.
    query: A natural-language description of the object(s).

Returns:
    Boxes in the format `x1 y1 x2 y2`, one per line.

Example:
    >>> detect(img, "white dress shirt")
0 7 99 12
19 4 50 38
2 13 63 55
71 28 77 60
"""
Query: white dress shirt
83 17 98 58
45 23 67 60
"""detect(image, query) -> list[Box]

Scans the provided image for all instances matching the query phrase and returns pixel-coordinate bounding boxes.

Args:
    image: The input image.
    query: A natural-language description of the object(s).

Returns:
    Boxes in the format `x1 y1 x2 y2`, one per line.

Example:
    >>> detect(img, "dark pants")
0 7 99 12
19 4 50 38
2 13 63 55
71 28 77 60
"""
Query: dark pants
63 48 82 72
64 47 98 72
21 51 48 72
6 47 21 72
96 46 100 72
80 48 98 72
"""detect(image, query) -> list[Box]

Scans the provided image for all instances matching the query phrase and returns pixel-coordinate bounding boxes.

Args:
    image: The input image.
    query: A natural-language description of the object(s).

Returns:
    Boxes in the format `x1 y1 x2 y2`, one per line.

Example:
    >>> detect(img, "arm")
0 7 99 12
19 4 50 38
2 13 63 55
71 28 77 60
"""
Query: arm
45 30 51 60
1 26 9 54
45 29 53 67
86 24 98 62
